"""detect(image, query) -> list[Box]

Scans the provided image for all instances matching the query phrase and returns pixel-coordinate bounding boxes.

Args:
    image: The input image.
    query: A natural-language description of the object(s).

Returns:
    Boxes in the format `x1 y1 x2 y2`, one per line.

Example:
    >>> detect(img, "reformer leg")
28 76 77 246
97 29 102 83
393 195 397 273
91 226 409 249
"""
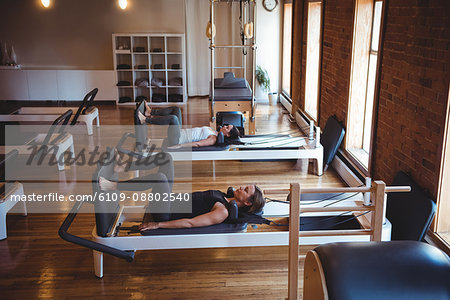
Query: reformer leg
316 148 324 176
56 148 65 171
95 113 100 127
86 122 93 136
93 250 104 278
21 200 27 216
317 160 323 176
69 144 75 159
0 205 7 240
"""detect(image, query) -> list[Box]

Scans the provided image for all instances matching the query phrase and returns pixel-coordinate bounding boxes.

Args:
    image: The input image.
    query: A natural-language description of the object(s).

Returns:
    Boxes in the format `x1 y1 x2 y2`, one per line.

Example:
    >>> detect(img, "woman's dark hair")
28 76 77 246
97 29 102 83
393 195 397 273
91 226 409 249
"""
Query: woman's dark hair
247 185 265 213
224 125 240 142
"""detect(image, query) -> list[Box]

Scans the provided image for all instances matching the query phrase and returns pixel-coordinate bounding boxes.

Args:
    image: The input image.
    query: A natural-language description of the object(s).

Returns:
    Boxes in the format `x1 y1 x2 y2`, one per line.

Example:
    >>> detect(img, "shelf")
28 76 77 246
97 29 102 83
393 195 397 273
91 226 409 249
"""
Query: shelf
115 50 131 54
113 33 187 105
149 86 183 88
0 65 21 70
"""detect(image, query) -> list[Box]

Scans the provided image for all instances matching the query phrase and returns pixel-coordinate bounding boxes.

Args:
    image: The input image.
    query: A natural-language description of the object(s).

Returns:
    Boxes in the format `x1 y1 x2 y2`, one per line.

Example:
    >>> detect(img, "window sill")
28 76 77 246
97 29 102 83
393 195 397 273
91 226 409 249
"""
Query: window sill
347 148 369 170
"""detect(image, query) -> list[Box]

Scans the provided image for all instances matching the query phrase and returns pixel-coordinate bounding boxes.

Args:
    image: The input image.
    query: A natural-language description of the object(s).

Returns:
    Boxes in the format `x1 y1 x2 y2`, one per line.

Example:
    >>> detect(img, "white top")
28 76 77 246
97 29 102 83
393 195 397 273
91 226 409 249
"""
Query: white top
179 126 216 144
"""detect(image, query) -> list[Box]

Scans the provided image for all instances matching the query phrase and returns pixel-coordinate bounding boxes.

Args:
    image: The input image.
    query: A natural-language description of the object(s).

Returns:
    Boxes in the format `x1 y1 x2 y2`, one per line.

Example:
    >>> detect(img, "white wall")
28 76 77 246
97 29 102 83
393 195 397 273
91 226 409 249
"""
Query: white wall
0 0 185 70
0 0 281 100
255 0 281 100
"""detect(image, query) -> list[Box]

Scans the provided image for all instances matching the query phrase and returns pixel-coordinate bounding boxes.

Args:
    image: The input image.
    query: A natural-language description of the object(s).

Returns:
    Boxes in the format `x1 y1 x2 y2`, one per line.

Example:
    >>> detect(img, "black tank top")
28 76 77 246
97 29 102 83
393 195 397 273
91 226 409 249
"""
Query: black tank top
173 190 228 219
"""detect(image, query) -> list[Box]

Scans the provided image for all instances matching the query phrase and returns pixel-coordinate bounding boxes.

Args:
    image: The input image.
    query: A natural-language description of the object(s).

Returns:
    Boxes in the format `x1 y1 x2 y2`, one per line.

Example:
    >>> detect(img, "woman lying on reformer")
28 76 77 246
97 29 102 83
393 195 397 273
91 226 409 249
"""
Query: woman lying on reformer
99 154 264 231
137 101 241 149
138 185 265 231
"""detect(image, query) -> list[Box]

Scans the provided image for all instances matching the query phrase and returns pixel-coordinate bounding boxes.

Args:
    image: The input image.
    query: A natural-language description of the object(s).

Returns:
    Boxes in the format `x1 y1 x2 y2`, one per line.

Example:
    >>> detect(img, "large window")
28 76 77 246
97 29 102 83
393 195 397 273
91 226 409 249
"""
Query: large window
281 0 293 97
304 0 322 121
346 0 383 170
435 85 450 247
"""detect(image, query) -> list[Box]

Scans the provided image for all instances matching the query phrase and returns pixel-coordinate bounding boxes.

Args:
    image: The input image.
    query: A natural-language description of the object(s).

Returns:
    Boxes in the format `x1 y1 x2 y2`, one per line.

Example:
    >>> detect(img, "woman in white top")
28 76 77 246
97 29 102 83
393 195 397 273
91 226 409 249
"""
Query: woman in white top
137 101 240 148
168 124 239 148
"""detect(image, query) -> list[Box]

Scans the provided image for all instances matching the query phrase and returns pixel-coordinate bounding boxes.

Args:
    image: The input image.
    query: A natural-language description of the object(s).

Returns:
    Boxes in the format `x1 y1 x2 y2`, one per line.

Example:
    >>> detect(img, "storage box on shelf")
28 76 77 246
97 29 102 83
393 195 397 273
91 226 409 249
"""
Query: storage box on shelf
112 33 187 105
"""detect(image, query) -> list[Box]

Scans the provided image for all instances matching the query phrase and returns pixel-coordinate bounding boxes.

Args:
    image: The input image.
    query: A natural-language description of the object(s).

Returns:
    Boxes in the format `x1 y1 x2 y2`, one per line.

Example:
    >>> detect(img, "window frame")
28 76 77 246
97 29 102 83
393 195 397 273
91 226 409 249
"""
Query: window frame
433 84 450 249
344 0 386 176
281 0 294 100
303 0 324 122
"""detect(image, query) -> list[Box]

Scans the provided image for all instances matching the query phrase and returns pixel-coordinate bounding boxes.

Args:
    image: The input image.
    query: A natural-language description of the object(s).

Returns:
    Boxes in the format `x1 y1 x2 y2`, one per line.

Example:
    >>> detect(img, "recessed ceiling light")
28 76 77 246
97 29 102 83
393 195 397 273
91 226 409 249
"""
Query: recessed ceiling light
41 0 50 8
118 0 127 10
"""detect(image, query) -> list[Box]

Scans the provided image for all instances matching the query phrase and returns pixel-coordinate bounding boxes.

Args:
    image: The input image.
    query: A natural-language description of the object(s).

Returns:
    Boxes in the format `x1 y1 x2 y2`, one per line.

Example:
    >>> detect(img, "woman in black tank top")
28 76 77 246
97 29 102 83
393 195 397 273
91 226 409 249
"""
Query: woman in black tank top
138 185 263 231
99 156 264 231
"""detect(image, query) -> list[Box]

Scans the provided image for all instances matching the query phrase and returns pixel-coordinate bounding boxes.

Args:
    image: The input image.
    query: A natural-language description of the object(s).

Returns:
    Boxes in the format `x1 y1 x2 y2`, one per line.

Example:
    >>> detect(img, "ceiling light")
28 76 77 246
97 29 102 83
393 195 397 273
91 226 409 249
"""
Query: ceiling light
118 0 127 10
41 0 50 8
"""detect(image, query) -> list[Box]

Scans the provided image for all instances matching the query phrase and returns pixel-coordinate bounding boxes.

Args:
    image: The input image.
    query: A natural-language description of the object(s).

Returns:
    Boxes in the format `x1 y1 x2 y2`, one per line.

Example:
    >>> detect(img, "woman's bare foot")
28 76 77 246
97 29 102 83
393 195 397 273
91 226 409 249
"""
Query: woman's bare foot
99 176 118 191
144 101 152 117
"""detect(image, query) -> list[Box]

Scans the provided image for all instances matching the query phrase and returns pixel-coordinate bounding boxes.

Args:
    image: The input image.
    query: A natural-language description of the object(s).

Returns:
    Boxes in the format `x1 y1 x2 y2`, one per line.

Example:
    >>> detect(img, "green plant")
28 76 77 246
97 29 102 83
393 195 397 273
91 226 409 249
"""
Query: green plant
256 65 271 93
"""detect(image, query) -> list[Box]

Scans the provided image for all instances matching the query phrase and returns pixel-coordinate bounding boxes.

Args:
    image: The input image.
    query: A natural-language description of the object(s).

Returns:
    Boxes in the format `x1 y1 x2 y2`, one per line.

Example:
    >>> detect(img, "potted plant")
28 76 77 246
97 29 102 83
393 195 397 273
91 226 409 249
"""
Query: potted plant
256 65 277 105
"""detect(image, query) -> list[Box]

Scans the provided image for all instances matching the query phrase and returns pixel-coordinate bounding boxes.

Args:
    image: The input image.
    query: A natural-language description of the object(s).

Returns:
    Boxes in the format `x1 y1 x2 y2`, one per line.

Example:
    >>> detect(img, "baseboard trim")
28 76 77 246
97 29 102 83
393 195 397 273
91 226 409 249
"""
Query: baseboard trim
331 154 364 187
280 94 292 113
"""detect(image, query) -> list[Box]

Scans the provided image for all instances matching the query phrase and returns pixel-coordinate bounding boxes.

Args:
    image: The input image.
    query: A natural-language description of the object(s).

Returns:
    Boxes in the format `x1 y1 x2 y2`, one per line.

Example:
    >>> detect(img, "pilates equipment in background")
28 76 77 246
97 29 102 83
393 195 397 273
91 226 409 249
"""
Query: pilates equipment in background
286 183 411 300
209 0 257 134
387 171 437 241
0 88 100 135
0 150 27 240
2 110 75 171
302 241 450 300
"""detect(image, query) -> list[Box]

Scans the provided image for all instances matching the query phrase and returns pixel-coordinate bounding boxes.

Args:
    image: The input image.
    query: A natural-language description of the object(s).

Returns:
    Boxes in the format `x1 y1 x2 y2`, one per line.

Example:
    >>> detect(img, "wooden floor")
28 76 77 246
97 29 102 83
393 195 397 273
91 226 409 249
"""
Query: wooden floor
0 98 344 299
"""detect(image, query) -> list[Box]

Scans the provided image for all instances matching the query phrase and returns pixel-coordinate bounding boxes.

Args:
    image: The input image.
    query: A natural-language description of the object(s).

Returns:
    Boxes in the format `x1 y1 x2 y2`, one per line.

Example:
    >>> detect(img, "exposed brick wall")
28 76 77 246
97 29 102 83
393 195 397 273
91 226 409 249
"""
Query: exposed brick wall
373 0 450 197
318 0 354 128
293 0 449 196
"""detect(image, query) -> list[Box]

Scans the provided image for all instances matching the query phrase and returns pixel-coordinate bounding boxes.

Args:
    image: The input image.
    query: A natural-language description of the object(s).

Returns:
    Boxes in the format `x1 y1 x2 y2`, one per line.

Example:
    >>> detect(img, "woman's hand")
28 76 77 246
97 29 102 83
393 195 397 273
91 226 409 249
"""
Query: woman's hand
139 222 160 231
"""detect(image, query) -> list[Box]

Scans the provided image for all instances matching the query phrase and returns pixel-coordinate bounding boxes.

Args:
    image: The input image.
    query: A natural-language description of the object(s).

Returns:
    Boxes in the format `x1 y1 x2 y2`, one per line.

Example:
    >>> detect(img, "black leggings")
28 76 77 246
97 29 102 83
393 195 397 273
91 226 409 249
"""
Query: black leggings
115 154 174 222
146 106 182 126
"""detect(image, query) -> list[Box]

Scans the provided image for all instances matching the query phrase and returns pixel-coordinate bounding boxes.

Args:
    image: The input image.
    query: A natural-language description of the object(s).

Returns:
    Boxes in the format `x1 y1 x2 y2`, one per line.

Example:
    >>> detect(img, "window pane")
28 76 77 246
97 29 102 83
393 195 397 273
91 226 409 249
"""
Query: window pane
436 85 450 246
346 0 378 170
363 53 377 152
304 2 322 120
371 1 383 51
282 3 293 96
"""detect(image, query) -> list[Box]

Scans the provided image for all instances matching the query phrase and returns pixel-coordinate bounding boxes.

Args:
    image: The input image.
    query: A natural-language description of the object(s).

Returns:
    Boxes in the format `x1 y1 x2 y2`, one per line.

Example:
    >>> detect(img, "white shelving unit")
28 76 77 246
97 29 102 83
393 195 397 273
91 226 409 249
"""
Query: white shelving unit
112 33 187 105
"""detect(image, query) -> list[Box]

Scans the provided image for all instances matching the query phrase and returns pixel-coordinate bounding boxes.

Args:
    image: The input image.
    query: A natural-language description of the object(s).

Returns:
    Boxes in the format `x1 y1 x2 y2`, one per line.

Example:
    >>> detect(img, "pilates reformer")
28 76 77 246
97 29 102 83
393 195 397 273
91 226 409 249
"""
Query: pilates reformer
0 150 27 240
0 88 100 135
58 153 409 278
1 110 75 171
117 100 326 175
209 0 257 134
